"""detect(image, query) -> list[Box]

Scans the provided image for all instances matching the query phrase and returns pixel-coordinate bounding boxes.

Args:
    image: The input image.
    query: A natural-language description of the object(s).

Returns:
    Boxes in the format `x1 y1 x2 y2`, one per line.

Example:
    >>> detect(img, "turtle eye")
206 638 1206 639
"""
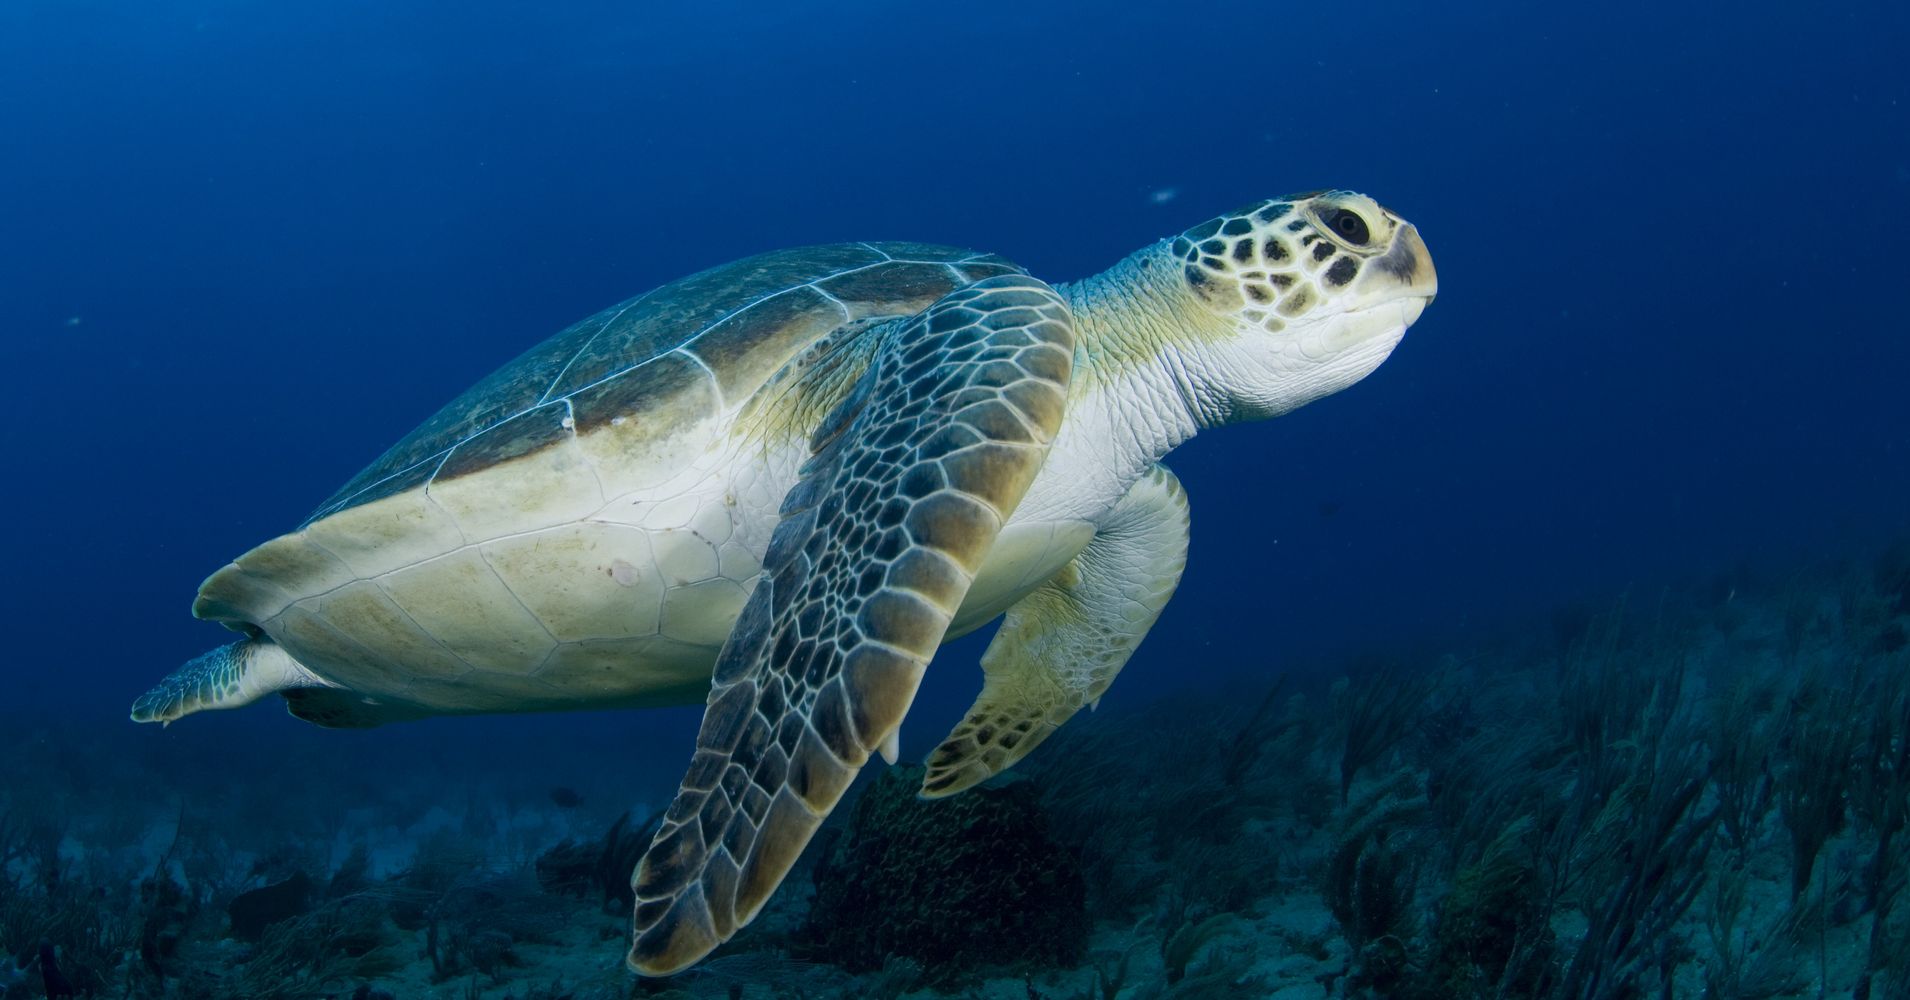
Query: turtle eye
1319 208 1371 246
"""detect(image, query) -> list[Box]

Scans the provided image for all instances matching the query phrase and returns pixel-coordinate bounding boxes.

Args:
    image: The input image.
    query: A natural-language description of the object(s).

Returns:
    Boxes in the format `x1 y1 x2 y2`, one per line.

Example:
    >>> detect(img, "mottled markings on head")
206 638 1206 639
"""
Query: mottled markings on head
1263 240 1289 262
1245 283 1273 304
1254 203 1291 223
1199 238 1226 257
1311 241 1336 262
1268 273 1295 289
1220 217 1253 236
1277 285 1314 317
1325 257 1359 287
1377 243 1420 280
1286 219 1309 232
1183 259 1242 310
1185 218 1222 241
1231 239 1254 263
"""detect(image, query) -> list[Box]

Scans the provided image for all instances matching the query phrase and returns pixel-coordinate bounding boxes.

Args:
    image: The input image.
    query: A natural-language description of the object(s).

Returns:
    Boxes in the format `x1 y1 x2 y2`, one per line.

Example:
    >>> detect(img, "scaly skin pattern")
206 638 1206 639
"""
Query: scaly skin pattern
629 275 1076 972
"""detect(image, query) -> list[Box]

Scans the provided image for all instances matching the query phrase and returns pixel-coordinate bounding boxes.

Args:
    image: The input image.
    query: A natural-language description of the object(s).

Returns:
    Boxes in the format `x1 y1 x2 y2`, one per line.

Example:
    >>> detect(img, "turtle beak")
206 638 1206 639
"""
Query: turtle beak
1385 223 1437 296
1355 221 1436 323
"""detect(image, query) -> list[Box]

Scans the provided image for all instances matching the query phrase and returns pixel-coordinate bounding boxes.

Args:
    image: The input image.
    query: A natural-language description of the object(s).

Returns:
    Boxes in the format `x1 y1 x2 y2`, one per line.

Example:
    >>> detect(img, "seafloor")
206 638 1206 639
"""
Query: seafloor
3 541 1907 999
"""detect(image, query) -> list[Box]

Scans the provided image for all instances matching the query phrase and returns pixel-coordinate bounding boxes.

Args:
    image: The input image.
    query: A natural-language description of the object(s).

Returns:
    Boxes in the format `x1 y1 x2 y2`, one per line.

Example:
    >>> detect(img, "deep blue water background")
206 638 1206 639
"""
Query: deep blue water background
1 1 1905 802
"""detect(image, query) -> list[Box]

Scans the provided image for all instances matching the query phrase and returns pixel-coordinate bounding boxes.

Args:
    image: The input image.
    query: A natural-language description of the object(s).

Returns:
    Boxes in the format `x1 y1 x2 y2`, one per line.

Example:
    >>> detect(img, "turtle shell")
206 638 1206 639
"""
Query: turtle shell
308 242 1024 524
194 242 1023 632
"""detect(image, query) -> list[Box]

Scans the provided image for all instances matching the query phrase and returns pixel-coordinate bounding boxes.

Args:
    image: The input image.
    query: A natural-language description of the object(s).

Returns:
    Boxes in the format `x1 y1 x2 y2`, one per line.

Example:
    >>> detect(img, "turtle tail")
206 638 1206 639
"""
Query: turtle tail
132 639 319 725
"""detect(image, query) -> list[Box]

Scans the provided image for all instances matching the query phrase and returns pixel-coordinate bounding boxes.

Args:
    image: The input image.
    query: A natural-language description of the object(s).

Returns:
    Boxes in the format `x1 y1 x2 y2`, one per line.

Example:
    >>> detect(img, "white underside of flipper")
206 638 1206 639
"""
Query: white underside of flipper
922 463 1191 796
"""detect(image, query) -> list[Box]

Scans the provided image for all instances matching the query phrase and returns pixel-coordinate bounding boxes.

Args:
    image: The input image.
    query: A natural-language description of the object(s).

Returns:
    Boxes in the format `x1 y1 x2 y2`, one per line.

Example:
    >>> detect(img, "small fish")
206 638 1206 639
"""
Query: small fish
1149 187 1179 205
549 787 584 809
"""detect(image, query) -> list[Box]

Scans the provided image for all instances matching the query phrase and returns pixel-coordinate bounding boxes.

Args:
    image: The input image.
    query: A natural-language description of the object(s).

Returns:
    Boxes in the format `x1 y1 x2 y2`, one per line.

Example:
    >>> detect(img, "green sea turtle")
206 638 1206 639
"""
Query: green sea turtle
133 190 1435 974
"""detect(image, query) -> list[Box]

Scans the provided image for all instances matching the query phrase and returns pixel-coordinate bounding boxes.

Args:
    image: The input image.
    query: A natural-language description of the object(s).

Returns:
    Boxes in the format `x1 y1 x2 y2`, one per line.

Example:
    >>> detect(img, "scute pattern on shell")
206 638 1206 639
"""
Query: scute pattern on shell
303 243 1024 525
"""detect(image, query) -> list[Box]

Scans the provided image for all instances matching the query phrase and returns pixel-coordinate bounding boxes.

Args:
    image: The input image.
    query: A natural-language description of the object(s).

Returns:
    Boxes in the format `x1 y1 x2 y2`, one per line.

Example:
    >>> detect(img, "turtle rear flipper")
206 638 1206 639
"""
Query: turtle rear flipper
923 462 1189 797
131 639 327 725
627 274 1075 976
277 688 430 729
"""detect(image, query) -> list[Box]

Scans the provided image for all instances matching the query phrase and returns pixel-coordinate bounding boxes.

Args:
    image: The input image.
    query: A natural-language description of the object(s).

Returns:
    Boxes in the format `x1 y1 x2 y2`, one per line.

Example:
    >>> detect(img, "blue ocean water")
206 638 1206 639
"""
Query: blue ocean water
1 1 1907 996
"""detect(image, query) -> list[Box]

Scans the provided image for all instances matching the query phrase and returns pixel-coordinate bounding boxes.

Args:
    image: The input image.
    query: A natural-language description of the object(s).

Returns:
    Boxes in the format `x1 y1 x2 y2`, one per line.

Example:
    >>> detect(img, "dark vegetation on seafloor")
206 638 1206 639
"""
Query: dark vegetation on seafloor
2 540 1908 999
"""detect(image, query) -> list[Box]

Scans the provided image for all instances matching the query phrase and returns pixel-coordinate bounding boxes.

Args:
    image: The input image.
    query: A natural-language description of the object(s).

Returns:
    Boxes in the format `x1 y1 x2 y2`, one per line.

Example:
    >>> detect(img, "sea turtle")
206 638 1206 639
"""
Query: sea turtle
134 190 1436 974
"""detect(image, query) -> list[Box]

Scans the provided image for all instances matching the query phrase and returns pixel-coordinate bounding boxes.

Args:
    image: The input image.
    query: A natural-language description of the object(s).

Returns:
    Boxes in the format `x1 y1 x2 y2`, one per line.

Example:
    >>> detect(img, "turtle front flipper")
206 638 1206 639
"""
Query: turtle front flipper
922 463 1190 797
131 639 327 725
627 275 1075 976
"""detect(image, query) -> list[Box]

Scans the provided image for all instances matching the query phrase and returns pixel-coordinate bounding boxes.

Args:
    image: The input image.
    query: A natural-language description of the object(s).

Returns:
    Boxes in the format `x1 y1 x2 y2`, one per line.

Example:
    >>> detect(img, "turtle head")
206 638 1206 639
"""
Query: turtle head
1166 190 1436 422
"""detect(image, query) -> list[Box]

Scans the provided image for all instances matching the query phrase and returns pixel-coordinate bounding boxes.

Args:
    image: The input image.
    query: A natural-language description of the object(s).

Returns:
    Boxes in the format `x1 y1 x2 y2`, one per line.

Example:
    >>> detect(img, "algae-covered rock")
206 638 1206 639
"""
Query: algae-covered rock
800 765 1086 979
